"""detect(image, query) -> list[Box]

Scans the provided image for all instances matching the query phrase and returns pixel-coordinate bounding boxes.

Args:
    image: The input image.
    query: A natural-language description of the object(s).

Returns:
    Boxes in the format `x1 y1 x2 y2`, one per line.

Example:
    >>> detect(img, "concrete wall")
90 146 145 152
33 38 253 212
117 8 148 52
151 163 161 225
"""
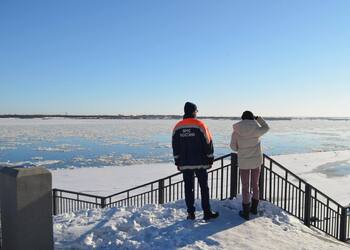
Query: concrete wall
0 167 53 250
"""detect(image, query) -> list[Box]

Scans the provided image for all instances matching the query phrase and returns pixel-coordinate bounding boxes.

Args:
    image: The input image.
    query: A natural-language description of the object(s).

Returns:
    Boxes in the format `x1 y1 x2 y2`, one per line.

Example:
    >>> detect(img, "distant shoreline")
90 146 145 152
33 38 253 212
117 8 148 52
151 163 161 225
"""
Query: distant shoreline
0 114 349 121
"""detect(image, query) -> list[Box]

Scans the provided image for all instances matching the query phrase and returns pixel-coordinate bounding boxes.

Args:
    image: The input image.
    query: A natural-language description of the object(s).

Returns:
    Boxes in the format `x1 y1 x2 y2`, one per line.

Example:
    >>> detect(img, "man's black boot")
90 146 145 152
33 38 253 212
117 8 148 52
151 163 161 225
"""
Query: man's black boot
203 211 219 221
187 212 195 220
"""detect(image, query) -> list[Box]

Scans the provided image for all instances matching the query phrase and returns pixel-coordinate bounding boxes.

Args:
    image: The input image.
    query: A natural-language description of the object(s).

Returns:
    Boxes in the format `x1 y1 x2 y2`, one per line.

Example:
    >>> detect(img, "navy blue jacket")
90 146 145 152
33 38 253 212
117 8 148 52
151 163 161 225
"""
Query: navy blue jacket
172 118 214 171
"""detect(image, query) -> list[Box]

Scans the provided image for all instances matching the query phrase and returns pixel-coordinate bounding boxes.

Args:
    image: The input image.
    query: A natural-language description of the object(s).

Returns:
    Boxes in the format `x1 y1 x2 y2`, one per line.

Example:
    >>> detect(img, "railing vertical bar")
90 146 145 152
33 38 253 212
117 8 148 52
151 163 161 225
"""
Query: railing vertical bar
177 183 179 201
165 185 168 203
220 159 224 200
169 178 172 202
216 170 219 199
287 183 291 212
225 167 229 199
336 206 340 239
58 191 61 214
313 192 318 226
317 198 320 229
62 197 65 214
269 160 272 202
291 186 295 216
277 176 283 207
321 203 325 232
210 171 213 199
181 181 183 199
151 183 154 204
298 180 302 219
284 173 288 210
331 211 335 236
264 167 268 200
273 173 276 204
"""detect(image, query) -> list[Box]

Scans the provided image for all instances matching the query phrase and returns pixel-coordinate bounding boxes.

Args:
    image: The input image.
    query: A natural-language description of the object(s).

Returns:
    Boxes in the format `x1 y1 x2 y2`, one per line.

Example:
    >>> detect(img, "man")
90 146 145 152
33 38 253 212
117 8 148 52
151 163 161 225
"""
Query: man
172 102 219 220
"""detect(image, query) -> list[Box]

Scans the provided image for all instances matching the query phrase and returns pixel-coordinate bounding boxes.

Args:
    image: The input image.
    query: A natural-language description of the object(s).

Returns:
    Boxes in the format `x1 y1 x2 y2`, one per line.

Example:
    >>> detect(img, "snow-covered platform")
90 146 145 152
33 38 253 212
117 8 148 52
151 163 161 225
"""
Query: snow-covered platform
54 198 349 250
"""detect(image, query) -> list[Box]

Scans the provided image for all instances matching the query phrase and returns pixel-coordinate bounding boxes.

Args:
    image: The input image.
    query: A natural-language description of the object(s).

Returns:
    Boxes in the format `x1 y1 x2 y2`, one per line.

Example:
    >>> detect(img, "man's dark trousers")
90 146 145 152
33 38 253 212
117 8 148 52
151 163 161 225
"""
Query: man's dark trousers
182 168 211 213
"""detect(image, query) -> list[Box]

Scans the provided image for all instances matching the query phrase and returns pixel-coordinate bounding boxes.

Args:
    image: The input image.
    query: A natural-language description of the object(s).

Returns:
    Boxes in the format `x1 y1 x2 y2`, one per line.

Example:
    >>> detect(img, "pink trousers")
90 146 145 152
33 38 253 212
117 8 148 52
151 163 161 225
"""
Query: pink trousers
240 167 261 204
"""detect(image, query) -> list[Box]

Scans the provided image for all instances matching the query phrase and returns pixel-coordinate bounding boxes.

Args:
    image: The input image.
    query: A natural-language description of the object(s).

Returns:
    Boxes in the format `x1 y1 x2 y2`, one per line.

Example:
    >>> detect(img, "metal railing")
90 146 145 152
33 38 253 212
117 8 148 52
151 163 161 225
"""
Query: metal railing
52 189 105 214
261 154 350 242
53 153 236 213
52 153 349 243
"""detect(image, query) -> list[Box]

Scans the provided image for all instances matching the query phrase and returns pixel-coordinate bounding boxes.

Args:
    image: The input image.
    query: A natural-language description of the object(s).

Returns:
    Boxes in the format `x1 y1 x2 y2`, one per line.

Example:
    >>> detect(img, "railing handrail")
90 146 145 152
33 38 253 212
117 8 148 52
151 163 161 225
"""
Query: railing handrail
52 188 105 199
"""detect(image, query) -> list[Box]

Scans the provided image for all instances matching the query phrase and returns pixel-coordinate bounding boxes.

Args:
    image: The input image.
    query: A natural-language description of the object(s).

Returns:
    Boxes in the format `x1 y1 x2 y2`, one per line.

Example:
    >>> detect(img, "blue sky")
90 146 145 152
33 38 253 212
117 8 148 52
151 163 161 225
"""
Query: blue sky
1 0 350 117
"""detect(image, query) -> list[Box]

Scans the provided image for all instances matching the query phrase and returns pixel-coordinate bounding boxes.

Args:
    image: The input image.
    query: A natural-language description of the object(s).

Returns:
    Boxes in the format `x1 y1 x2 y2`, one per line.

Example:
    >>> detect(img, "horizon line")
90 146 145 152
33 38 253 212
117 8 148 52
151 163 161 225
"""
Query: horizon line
1 114 349 119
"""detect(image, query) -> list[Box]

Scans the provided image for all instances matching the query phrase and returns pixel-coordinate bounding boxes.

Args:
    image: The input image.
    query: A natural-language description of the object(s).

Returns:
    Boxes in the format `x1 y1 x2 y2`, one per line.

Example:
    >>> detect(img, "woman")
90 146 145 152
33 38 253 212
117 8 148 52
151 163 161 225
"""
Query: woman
230 111 269 220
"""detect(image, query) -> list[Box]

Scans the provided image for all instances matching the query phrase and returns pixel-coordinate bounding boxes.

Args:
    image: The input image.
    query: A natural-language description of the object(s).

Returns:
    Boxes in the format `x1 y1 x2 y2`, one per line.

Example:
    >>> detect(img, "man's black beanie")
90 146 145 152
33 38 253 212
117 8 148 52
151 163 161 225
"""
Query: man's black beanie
184 102 197 115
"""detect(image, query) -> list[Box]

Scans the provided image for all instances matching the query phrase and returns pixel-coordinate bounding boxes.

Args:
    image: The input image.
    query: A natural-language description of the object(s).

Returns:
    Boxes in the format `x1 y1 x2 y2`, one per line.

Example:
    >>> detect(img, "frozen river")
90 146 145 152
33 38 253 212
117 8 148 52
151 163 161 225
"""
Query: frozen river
1 118 350 169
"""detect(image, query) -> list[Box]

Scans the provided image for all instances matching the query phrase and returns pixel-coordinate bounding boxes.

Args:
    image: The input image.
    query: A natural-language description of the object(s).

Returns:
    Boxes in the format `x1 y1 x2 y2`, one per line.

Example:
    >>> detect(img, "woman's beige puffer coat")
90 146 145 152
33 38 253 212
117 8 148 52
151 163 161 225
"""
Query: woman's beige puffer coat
230 117 269 170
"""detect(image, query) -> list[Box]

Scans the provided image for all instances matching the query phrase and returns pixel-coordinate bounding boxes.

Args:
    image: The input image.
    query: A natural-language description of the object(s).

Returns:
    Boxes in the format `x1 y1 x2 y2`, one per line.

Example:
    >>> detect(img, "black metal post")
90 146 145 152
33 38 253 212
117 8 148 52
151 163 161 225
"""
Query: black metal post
127 191 130 207
259 166 264 200
304 184 312 227
101 197 106 208
168 178 172 202
52 189 57 215
158 179 165 204
230 153 238 199
339 206 348 242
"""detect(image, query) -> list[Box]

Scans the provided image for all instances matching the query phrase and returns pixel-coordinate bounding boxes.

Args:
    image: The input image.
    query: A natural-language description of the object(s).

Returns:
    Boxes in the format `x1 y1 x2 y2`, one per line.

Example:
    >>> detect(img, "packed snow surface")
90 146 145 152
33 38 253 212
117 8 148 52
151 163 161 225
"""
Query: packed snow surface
54 198 349 250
